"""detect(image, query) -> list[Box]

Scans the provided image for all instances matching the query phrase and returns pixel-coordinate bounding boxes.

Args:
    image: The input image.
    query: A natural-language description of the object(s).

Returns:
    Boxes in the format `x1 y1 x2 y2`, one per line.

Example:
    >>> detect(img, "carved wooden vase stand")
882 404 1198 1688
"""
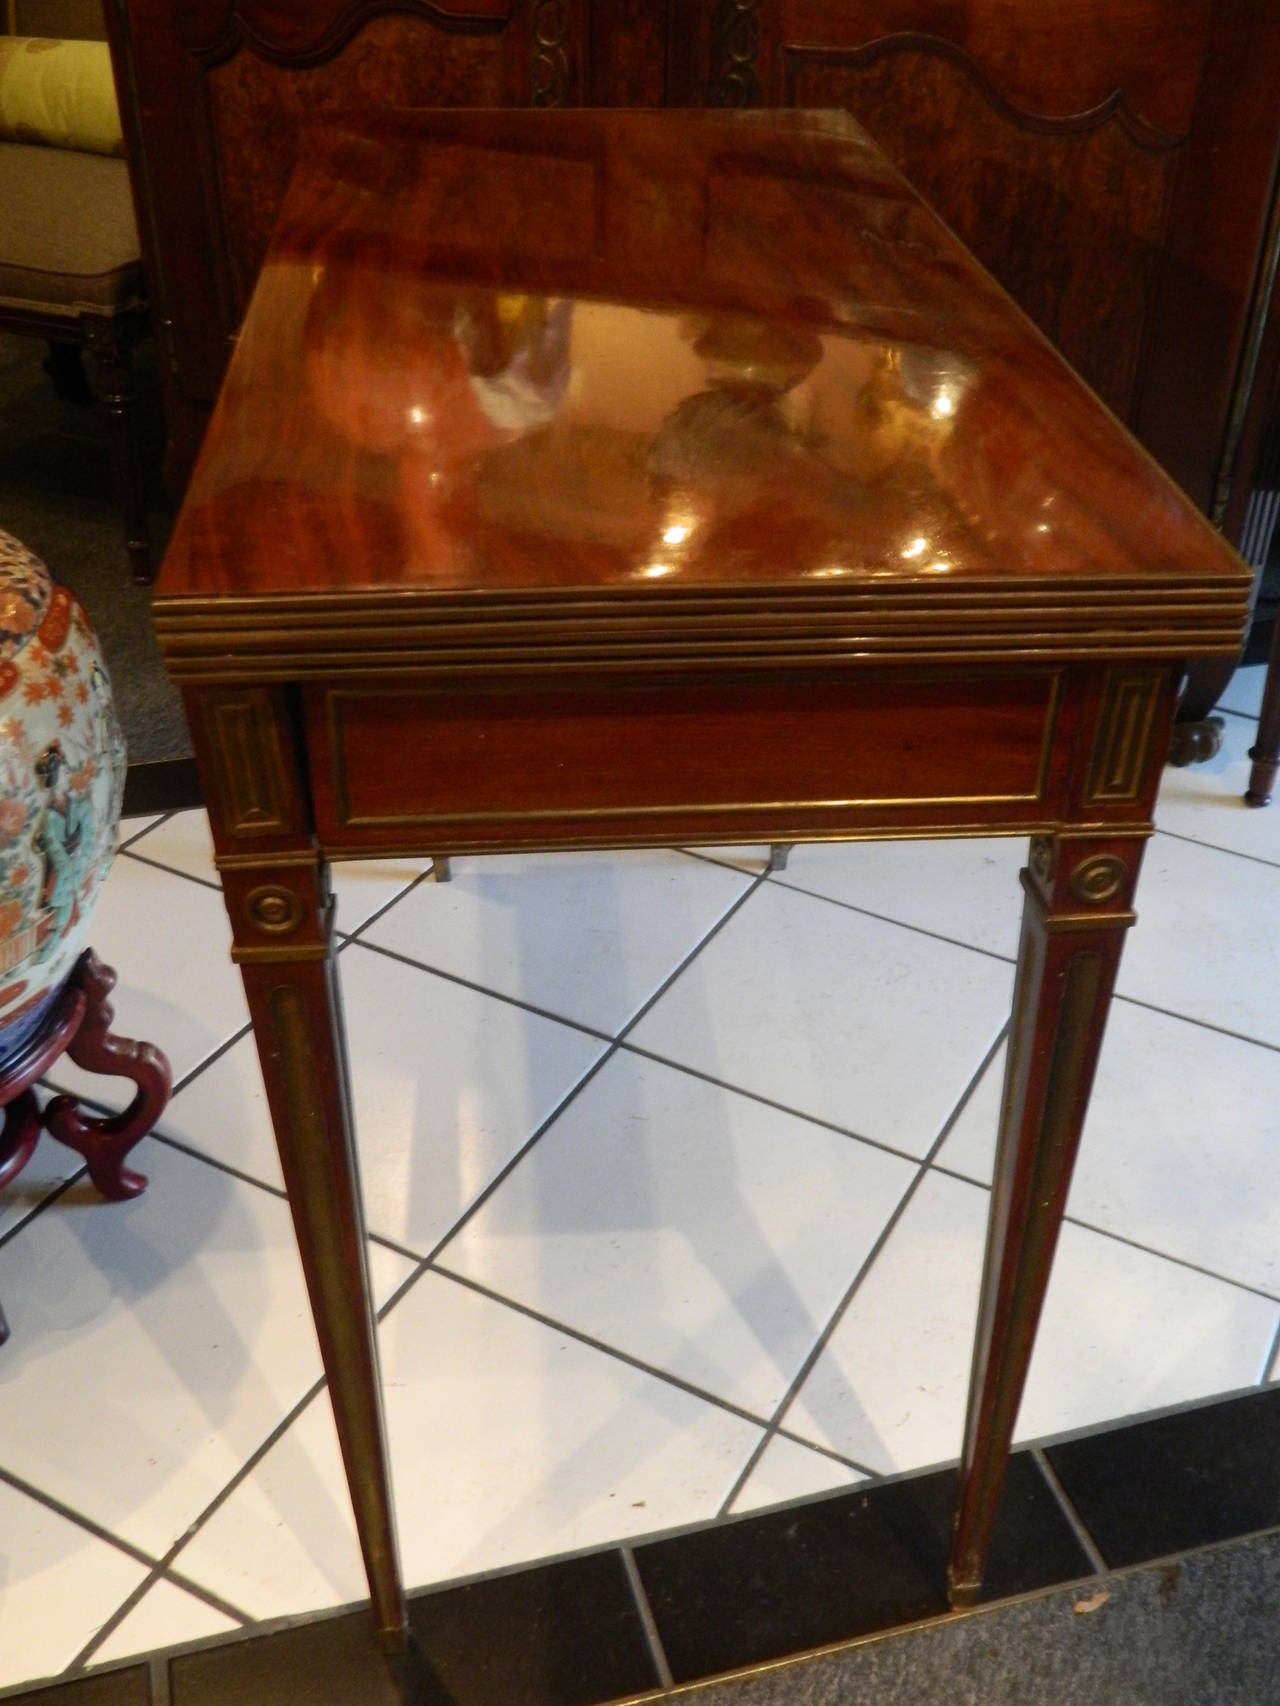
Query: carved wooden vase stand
0 948 172 1345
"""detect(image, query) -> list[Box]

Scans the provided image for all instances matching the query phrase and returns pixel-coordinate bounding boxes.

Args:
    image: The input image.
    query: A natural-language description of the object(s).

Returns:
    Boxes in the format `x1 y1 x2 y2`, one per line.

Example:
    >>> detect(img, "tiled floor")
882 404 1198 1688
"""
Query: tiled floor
1 664 1277 1691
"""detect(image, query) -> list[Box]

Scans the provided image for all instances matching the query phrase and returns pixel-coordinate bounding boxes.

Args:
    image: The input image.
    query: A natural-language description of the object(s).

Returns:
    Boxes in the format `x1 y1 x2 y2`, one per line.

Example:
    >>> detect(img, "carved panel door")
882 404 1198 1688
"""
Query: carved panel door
671 0 1280 516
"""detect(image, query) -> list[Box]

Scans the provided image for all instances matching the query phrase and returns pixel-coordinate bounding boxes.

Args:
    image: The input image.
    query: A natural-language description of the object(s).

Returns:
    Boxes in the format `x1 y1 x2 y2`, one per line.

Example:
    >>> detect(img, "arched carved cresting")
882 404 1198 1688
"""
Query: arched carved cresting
106 0 591 487
688 0 1280 516
180 0 524 319
754 4 1200 423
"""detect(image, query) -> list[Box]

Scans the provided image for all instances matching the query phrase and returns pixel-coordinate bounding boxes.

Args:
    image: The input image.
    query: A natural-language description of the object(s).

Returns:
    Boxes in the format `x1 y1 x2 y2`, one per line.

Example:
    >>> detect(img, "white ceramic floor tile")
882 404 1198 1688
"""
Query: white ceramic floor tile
0 1137 412 1557
1119 834 1280 1047
726 1434 862 1516
0 1117 82 1243
779 837 1026 959
125 809 431 934
176 1271 762 1621
629 883 1013 1158
940 1003 1280 1297
93 1577 241 1664
47 852 248 1102
441 1050 915 1414
1218 663 1265 719
362 850 751 1034
0 1478 148 1690
785 1171 1279 1475
1156 713 1280 864
159 942 606 1252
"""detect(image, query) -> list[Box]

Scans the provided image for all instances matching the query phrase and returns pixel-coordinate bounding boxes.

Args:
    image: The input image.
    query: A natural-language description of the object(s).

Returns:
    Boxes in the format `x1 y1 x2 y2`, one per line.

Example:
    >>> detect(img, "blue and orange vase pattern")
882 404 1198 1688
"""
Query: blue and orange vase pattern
0 530 125 1064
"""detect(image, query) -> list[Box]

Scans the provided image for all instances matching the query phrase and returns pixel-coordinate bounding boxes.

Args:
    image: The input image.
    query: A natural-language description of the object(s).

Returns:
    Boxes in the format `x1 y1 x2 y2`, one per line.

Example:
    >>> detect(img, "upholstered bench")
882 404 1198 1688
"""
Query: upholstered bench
0 10 150 581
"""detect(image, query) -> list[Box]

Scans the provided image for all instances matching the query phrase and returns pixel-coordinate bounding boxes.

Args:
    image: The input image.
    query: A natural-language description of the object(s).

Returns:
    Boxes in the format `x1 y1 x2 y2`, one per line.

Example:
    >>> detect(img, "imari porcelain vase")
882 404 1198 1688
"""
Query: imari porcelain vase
0 530 125 1064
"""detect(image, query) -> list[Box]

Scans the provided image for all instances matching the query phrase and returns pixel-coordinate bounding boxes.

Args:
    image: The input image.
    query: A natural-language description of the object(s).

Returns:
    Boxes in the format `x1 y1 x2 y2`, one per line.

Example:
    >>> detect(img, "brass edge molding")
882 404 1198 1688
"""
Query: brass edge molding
215 848 319 870
1085 669 1163 803
311 819 1149 860
233 941 332 965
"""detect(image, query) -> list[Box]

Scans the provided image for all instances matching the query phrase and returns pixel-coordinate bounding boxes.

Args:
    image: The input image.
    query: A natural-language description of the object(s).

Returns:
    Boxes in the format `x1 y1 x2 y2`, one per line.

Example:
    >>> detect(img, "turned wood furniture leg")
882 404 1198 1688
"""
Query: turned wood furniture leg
225 852 406 1645
948 831 1144 1605
1246 616 1280 805
83 314 151 585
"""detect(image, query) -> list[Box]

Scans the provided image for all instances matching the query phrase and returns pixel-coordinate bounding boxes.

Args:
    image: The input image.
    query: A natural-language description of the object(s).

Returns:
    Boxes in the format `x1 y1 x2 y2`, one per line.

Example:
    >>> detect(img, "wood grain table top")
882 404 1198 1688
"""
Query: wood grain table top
155 108 1252 682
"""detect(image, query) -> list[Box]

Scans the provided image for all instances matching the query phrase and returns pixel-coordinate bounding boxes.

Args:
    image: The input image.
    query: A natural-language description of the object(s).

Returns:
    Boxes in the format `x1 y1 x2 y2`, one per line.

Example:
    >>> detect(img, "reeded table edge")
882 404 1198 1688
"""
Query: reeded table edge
154 575 1251 682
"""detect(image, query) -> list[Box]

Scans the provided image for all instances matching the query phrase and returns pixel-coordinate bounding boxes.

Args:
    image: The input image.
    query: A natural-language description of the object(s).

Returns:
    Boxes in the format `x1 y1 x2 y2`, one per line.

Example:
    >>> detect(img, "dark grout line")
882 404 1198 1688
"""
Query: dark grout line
158 1567 254 1626
1031 1445 1108 1575
1111 992 1280 1058
0 1162 85 1257
66 1573 165 1675
1155 827 1280 872
373 872 773 1338
0 1464 165 1577
769 1425 878 1481
1217 704 1261 726
617 1041 933 1171
339 862 438 945
677 847 769 876
620 1545 675 1691
764 871 1021 967
116 810 174 854
429 1264 773 1432
926 1156 1280 1309
148 1653 173 1706
119 845 224 894
168 1023 254 1099
69 1373 331 1673
348 934 614 1045
713 1019 1012 1517
1261 1315 1280 1387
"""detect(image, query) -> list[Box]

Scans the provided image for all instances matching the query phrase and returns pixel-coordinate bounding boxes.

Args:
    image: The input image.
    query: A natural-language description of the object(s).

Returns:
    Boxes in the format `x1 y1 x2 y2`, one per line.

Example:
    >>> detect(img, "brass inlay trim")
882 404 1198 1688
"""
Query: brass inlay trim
215 848 318 871
206 692 290 835
233 941 331 965
1086 670 1162 803
266 986 398 1596
325 674 1060 830
982 951 1102 1458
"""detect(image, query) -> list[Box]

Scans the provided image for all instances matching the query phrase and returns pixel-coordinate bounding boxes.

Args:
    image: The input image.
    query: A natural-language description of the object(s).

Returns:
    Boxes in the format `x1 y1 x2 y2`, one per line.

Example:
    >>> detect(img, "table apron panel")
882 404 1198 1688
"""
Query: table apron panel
305 668 1079 852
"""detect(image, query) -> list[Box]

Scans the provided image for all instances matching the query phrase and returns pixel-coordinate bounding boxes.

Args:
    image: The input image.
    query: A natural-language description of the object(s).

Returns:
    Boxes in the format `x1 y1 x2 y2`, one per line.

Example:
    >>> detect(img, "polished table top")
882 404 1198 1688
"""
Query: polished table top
156 108 1250 679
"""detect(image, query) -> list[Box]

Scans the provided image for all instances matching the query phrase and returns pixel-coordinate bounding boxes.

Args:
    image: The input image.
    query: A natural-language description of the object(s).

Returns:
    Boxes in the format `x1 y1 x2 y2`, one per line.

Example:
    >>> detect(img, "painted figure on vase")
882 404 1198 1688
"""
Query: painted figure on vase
0 531 125 1062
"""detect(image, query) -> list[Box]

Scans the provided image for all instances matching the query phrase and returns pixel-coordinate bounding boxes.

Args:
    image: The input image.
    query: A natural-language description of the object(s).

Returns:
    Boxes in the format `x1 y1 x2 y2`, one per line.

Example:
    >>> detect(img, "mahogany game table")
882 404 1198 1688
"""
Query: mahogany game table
155 108 1252 1646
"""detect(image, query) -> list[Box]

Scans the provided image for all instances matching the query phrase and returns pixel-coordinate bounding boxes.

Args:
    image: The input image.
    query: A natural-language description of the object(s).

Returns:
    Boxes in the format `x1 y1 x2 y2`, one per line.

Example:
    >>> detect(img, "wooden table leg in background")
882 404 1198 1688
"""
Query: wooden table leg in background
948 829 1146 1604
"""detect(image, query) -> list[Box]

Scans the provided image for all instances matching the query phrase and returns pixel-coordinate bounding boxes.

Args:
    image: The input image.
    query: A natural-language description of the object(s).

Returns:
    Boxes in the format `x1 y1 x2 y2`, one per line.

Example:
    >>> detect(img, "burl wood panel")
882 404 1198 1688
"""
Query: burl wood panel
784 49 1178 418
306 669 1072 850
208 18 509 316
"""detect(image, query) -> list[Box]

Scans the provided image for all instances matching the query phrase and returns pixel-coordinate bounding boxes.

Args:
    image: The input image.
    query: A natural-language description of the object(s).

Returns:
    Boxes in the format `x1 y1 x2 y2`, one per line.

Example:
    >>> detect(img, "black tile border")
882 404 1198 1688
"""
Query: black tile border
121 758 200 819
7 1381 1280 1705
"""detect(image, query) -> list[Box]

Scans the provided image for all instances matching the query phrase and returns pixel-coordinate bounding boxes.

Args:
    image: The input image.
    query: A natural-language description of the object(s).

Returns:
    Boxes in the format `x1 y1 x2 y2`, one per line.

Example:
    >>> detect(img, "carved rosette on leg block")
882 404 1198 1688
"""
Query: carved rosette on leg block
947 830 1147 1604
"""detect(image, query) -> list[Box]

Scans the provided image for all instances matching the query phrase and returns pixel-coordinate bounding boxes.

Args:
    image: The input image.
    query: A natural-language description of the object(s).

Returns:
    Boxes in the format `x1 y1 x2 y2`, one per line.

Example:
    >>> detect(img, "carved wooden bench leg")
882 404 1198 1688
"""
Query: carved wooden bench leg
1246 615 1280 805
